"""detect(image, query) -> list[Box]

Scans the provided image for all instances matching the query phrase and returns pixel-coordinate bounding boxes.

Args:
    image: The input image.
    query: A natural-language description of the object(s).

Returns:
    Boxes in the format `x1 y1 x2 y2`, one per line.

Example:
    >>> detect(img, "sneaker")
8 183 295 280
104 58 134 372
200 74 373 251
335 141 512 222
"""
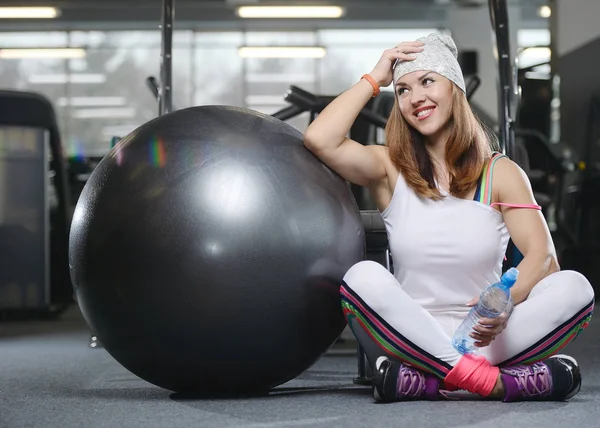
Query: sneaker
500 354 582 402
373 356 441 402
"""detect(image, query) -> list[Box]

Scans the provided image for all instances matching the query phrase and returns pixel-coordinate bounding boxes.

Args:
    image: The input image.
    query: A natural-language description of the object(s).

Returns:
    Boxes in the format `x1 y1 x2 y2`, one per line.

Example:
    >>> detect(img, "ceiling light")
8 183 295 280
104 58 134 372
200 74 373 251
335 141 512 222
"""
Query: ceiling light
522 47 551 58
0 7 60 19
237 6 344 19
0 48 86 59
245 95 287 105
73 107 137 119
58 97 127 107
28 74 106 84
239 46 327 58
246 73 316 83
539 6 551 18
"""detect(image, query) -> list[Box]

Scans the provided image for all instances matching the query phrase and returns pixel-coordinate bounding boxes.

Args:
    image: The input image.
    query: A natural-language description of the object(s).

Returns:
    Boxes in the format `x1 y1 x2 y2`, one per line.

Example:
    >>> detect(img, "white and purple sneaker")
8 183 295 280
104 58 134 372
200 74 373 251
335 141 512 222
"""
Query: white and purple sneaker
500 354 582 402
373 356 442 402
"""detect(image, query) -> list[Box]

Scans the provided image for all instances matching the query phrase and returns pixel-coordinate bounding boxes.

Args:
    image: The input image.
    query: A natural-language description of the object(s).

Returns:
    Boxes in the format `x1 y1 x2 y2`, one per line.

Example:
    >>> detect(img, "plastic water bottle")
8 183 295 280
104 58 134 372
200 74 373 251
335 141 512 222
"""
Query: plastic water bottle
452 268 519 355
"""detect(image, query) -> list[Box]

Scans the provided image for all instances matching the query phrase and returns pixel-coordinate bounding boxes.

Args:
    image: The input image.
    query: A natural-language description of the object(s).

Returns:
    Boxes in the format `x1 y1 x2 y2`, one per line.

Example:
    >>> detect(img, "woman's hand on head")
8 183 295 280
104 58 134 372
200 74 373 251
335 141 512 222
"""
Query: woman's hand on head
368 41 424 88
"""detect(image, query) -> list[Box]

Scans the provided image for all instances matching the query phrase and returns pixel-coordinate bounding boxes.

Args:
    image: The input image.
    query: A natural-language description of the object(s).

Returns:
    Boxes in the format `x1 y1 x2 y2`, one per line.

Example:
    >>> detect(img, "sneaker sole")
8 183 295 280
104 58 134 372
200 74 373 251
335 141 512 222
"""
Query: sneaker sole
375 356 388 370
549 354 582 400
373 356 391 402
550 354 579 367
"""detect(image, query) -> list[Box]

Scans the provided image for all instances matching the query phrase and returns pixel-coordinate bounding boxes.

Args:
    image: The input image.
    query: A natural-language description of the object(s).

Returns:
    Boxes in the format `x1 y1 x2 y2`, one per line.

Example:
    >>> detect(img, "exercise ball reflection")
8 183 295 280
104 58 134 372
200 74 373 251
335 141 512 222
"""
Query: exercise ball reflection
69 105 365 395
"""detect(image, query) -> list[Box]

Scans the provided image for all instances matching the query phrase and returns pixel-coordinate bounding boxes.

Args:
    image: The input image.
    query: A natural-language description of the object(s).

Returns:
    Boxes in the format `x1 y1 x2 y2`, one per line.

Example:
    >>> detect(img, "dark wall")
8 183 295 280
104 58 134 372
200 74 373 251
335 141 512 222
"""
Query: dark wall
559 36 600 165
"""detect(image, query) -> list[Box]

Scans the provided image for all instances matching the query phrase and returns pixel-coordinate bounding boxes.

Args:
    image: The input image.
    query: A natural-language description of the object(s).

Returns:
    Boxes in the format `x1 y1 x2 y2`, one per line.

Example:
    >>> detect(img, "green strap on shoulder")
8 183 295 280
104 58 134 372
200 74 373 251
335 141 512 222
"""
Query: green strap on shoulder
477 151 508 205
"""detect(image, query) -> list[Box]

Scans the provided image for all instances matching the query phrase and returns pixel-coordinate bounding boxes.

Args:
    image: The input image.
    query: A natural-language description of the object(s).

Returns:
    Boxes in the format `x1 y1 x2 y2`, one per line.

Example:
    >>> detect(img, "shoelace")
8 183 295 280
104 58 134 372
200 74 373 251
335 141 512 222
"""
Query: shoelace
508 364 551 397
397 365 426 398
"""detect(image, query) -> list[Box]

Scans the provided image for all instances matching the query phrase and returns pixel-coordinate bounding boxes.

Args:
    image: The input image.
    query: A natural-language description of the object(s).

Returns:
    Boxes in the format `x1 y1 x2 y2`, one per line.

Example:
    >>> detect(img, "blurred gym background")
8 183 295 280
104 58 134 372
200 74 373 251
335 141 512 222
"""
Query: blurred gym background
0 0 597 322
2 2 600 427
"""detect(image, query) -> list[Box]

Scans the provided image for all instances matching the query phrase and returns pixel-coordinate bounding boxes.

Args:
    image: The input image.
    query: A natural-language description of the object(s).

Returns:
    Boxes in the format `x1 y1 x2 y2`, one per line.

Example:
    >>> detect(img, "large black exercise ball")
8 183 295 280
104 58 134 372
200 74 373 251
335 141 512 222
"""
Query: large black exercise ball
69 105 365 395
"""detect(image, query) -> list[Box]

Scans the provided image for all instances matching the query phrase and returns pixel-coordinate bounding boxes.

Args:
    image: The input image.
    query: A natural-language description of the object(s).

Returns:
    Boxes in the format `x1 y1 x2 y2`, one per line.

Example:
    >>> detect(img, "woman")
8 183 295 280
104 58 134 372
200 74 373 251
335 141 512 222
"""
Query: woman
303 33 594 403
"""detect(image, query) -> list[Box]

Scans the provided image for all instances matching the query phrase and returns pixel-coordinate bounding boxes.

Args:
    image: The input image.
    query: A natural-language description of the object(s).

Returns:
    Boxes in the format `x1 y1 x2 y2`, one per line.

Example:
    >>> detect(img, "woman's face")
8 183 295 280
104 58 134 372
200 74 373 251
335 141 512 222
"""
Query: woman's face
395 71 453 139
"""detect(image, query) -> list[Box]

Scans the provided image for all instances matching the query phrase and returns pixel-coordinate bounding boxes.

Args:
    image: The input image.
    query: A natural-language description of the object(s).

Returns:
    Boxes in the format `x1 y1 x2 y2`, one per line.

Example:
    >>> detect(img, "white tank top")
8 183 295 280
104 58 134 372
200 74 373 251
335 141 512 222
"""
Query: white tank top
380 154 512 315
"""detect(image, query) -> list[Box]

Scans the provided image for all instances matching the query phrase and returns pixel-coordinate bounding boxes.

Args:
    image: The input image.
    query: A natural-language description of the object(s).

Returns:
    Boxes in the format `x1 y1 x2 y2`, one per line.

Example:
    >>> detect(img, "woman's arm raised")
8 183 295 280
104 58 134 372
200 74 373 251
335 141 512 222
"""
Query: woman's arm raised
303 41 423 187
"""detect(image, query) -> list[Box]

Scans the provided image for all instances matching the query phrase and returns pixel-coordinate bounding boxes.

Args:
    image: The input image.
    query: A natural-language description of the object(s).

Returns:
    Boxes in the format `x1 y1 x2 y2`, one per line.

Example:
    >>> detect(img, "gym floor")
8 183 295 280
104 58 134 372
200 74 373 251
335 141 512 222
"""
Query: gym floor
1 306 598 428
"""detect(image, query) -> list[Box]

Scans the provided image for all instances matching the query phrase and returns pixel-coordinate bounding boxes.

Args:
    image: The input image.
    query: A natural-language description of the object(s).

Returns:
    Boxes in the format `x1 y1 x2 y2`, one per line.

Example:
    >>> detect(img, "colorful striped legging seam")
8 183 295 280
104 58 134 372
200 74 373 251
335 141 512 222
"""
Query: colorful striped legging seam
340 282 452 379
340 282 593 378
498 299 594 367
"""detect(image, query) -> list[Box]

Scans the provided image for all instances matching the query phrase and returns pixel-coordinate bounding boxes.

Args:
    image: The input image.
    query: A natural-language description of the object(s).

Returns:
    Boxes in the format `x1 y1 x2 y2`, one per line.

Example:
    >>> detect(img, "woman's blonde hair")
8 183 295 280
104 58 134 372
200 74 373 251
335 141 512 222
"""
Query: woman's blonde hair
384 84 497 200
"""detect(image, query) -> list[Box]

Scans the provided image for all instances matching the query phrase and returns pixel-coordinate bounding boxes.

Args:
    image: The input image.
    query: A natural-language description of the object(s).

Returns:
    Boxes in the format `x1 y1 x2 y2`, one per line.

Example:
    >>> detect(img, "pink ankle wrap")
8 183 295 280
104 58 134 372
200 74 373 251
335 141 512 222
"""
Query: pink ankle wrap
444 354 500 397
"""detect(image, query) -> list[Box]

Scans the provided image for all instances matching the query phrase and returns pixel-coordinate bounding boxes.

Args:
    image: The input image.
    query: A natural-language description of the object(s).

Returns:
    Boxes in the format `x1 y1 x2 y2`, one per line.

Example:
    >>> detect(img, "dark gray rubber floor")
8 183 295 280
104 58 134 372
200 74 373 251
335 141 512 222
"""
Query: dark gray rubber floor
0 306 597 428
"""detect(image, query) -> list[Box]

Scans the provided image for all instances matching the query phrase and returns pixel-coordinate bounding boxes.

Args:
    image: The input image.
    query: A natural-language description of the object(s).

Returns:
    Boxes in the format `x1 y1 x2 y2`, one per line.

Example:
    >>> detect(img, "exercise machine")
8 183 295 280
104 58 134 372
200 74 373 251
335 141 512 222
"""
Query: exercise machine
0 90 72 319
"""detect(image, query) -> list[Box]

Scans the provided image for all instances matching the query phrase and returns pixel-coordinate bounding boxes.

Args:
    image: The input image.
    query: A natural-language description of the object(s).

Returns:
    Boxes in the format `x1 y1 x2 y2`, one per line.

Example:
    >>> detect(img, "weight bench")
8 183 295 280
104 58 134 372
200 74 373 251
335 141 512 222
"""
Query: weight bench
354 209 391 385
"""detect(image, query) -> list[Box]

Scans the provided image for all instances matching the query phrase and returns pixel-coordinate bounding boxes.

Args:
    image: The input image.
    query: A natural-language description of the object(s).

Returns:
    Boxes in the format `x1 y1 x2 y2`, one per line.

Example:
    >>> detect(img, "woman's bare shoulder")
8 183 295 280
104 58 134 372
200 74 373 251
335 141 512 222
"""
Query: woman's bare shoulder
492 156 534 200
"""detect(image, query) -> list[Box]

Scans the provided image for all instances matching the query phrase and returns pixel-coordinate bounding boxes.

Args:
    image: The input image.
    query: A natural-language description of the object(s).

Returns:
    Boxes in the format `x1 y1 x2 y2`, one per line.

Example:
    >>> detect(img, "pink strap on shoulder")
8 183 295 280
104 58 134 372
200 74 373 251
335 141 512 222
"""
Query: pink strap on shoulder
490 202 542 210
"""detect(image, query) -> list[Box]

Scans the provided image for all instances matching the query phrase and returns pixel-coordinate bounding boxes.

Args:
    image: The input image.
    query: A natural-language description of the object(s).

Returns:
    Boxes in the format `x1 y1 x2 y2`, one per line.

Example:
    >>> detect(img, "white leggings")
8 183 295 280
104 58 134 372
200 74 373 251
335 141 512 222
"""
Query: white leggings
341 261 594 379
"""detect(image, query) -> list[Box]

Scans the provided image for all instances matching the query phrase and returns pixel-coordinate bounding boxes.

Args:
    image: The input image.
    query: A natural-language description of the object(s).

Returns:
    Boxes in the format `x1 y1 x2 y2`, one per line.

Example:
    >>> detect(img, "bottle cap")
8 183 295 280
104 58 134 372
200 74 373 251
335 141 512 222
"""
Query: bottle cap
500 267 519 288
